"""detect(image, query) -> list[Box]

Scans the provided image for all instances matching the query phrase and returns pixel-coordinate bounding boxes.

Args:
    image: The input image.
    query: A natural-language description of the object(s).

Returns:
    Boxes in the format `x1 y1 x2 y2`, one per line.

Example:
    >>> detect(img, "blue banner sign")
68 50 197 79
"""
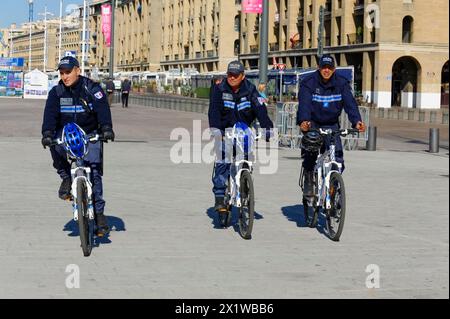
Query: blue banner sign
0 57 25 67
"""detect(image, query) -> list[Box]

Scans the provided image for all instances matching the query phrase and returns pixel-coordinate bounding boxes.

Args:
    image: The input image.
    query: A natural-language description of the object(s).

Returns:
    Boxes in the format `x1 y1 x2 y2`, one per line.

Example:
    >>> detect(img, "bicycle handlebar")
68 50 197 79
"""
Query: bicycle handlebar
225 131 262 141
47 133 108 148
310 128 360 137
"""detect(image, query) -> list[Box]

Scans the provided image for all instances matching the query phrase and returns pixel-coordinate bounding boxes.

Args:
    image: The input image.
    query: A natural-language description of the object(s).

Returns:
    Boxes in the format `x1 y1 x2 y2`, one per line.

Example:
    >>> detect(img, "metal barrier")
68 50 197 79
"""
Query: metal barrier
275 102 370 150
126 94 210 114
276 103 301 149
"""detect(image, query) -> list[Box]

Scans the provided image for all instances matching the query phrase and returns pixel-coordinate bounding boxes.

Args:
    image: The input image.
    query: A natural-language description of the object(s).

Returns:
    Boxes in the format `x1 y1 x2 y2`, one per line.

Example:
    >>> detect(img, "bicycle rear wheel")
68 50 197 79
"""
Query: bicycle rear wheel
326 172 346 241
238 171 254 240
76 179 93 257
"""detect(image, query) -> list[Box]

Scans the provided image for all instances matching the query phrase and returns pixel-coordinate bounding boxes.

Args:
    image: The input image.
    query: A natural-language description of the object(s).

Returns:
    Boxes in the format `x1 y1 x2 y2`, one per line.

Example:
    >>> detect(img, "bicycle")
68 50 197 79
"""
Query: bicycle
218 122 261 240
299 128 359 241
48 123 109 256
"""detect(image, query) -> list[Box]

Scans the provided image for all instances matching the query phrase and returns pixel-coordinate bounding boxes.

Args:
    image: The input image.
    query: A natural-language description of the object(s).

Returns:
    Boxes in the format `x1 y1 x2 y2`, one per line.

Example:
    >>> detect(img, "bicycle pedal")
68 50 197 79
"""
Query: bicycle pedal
96 228 110 237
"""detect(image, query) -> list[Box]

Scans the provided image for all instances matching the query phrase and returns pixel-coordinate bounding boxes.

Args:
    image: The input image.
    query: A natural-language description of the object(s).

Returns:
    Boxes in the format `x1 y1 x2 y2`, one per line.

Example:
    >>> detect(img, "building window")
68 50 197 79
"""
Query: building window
234 15 240 32
402 16 413 43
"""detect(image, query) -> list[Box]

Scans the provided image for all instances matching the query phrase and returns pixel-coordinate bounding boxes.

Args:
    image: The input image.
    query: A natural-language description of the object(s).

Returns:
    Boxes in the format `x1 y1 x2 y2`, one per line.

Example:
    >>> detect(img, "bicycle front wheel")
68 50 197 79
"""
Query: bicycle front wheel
238 171 254 240
76 179 92 257
326 172 346 241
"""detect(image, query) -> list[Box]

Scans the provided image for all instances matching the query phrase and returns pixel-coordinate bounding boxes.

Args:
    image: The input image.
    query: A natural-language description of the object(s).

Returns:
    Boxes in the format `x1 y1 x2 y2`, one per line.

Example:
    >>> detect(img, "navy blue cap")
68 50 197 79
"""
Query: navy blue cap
319 55 335 68
227 60 245 74
57 56 80 70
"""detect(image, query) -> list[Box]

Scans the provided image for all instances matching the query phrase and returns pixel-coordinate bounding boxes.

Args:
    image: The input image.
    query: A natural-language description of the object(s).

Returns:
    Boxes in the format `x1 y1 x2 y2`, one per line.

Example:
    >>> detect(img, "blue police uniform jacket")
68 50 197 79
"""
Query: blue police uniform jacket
208 78 273 131
42 76 113 135
297 70 362 127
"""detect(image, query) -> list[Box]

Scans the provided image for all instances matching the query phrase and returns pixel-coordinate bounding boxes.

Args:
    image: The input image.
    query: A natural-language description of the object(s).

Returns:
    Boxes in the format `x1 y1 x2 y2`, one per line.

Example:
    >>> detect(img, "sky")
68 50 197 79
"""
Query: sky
1 0 85 29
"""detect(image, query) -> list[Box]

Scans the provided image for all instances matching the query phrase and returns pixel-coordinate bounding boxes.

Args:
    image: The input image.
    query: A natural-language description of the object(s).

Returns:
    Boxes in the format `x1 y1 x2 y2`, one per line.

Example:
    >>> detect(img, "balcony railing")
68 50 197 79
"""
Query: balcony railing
291 41 303 49
250 44 259 53
347 33 363 44
269 43 279 51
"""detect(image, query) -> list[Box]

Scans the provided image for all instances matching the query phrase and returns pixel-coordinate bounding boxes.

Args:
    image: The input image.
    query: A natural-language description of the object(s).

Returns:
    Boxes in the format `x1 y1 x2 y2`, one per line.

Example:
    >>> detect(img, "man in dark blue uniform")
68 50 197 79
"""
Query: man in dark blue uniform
41 56 115 235
209 60 274 212
297 55 366 196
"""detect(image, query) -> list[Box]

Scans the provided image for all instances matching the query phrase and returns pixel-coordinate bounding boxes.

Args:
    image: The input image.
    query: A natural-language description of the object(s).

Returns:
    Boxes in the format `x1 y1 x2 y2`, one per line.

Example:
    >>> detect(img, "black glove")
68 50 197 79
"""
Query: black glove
41 131 54 148
101 125 115 142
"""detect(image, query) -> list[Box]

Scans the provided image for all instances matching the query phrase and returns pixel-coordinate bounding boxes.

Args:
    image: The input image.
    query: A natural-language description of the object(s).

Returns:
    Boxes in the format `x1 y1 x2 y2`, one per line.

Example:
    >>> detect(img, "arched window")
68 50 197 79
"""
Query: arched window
402 16 413 43
234 15 241 32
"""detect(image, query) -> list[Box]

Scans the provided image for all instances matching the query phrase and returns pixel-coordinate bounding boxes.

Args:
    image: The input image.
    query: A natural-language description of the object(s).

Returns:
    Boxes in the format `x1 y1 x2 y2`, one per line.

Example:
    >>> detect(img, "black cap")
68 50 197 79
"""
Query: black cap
319 55 335 68
227 60 245 74
57 56 80 70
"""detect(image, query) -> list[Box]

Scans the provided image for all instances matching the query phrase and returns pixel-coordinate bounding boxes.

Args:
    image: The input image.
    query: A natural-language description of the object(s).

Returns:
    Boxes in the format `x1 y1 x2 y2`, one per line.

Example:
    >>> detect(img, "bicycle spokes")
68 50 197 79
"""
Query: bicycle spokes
326 173 346 241
238 171 254 240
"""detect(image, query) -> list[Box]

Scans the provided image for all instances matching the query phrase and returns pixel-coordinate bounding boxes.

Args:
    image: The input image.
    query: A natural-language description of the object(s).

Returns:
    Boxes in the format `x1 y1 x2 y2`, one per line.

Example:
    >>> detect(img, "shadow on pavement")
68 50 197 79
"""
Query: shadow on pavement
206 207 264 233
63 215 126 246
281 205 329 238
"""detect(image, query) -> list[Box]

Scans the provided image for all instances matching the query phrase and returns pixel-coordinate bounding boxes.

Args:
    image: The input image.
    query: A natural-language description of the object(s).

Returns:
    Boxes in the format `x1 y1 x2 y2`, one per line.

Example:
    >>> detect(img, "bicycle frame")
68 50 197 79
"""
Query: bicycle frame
314 142 342 210
53 132 102 222
305 128 356 210
225 128 260 208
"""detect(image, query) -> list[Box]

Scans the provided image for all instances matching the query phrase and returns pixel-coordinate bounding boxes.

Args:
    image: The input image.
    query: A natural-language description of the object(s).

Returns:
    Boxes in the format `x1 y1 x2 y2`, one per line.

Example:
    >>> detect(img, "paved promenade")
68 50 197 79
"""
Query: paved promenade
0 98 448 299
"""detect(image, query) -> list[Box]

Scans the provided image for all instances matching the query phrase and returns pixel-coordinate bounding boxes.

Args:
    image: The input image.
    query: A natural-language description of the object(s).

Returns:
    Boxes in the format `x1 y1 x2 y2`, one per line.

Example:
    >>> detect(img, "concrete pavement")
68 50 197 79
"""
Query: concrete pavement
0 98 448 299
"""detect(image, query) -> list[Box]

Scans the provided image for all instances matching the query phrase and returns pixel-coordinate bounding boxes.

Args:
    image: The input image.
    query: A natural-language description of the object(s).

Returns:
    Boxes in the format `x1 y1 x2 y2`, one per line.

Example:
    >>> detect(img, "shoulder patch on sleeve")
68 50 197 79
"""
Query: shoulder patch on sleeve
94 91 104 100
257 97 266 106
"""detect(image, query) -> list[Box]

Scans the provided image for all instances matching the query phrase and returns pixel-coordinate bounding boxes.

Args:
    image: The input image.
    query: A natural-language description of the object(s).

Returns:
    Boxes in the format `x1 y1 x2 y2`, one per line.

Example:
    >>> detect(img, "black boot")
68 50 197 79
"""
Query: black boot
303 171 315 197
214 197 227 213
58 178 72 200
95 214 110 237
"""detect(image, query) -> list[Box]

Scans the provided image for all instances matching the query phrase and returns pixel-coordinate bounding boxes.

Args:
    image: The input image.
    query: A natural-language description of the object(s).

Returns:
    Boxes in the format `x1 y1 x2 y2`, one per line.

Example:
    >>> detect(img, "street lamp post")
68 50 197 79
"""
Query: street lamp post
38 6 54 73
28 0 34 71
259 0 269 86
59 0 63 62
109 0 115 79
81 0 87 75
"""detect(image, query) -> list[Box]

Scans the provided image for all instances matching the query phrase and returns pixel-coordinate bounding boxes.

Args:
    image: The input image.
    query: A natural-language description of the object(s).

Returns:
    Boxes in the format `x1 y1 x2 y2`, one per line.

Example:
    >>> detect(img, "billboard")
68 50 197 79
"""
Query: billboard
0 57 25 68
0 70 23 97
242 0 263 14
101 4 112 47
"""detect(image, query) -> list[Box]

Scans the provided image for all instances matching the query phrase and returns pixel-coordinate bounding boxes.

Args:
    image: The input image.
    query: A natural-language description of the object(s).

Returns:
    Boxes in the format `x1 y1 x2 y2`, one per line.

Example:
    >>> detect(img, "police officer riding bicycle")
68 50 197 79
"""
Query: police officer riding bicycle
209 60 274 213
297 55 366 196
41 56 115 236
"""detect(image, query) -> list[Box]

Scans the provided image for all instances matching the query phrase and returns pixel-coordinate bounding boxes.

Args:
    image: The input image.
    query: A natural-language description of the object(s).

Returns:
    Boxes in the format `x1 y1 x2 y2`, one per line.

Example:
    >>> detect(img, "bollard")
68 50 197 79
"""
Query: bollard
429 128 439 153
366 126 377 151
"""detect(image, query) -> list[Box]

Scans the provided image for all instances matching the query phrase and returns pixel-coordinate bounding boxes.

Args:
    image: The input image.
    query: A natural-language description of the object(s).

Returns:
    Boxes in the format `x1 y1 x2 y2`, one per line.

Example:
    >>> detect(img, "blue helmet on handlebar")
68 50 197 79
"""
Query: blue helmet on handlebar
62 123 88 158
